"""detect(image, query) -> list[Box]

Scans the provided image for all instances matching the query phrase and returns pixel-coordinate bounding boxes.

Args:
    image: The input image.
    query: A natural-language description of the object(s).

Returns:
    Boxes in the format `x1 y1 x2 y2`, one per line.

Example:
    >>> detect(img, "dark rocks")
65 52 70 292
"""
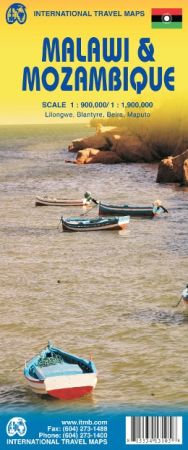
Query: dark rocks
66 121 188 177
68 133 114 152
156 149 188 185
67 126 188 165
67 148 122 164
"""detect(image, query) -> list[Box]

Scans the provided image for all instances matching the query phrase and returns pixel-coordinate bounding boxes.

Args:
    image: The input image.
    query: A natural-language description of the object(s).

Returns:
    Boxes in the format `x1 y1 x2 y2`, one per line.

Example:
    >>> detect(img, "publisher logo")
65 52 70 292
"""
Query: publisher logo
6 417 27 437
6 3 27 24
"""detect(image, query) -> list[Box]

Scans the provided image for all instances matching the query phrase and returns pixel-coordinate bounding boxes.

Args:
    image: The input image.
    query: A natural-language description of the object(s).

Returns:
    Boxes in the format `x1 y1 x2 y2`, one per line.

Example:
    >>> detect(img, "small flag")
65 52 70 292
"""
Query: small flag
151 8 182 29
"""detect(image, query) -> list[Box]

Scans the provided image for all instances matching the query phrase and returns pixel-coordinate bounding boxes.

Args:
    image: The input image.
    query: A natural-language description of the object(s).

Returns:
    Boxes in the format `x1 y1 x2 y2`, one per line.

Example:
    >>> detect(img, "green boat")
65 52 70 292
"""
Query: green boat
61 215 130 232
84 193 168 218
98 201 168 218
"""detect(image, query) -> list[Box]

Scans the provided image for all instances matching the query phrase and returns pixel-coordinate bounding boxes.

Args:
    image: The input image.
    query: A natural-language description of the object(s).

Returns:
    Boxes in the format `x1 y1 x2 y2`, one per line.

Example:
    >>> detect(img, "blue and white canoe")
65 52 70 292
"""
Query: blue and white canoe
61 215 130 232
24 342 97 400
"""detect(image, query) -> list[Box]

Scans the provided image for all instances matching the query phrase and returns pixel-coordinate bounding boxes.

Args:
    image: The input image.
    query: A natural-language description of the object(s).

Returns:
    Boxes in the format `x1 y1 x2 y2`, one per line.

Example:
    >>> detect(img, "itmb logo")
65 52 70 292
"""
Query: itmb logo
6 417 27 437
6 3 27 24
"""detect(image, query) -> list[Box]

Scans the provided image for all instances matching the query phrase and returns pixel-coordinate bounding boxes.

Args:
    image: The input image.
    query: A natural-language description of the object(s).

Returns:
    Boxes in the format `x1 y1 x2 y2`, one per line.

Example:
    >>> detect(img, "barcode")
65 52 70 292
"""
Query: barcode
126 416 182 445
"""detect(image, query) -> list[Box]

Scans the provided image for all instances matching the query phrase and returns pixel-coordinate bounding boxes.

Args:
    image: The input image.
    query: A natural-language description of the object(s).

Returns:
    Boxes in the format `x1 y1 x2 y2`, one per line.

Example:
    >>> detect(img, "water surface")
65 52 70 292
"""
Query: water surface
0 124 187 412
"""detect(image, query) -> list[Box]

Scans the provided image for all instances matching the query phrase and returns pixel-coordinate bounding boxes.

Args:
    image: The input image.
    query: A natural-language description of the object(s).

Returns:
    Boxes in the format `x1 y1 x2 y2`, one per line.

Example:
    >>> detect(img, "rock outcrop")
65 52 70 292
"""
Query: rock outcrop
183 159 188 185
76 149 122 164
75 148 100 164
156 149 188 185
67 127 187 165
68 132 117 153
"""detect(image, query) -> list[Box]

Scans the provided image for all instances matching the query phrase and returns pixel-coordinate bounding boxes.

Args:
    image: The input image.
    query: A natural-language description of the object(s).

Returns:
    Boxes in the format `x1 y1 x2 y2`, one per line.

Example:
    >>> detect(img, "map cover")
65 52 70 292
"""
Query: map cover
0 0 188 449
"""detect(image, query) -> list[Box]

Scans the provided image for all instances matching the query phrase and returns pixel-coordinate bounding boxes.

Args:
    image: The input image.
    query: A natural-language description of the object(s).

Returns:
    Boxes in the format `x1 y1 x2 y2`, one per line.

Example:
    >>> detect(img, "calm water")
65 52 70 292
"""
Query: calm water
0 124 187 413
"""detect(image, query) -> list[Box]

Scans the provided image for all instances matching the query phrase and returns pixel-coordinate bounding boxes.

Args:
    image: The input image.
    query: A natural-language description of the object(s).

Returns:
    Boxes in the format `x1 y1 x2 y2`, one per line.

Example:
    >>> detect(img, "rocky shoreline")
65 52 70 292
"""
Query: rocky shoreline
157 150 188 185
66 126 188 185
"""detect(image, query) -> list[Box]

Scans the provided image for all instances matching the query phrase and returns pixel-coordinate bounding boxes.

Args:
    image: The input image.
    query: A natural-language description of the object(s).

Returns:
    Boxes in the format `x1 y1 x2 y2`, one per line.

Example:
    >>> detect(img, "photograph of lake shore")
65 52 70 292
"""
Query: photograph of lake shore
0 123 187 414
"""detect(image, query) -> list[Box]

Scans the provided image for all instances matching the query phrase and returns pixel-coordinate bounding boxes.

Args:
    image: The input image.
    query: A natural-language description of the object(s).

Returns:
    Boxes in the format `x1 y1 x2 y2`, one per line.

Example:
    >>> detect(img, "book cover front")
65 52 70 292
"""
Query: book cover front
0 1 188 449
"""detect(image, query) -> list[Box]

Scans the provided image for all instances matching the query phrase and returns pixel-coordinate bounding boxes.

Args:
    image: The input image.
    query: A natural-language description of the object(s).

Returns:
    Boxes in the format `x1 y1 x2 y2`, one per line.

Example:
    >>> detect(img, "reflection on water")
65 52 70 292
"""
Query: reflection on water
0 124 188 412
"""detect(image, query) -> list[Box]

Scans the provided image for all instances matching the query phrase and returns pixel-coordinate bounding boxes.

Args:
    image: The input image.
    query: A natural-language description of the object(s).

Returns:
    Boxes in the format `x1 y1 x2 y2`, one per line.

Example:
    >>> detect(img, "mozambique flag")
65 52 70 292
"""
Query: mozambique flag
151 8 182 29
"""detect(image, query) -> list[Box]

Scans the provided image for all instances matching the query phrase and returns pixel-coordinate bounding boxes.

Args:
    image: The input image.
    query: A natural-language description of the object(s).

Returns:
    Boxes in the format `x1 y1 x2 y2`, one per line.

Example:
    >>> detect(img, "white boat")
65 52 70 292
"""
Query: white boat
35 196 90 207
24 342 97 400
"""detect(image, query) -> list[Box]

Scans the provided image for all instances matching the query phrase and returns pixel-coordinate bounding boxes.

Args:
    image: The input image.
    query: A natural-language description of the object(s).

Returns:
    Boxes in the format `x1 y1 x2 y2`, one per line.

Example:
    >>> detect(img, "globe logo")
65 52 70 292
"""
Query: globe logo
6 417 27 437
6 3 27 24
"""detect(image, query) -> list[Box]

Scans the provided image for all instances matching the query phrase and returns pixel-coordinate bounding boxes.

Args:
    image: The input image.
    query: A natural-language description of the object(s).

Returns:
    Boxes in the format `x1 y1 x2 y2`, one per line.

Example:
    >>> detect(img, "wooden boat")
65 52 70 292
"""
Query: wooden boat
98 201 168 218
24 342 97 400
83 193 168 218
35 196 91 207
61 215 130 232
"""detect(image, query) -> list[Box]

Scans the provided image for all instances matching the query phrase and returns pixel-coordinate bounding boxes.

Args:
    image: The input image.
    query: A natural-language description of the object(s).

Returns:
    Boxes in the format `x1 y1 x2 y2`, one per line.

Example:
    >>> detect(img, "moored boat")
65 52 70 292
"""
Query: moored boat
84 192 168 218
35 196 91 207
61 215 130 232
24 342 97 400
98 202 161 218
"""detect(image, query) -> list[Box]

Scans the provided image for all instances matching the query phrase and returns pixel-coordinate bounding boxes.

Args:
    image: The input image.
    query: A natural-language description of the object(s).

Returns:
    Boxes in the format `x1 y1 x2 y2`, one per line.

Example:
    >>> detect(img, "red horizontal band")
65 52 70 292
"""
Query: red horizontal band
151 8 182 15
